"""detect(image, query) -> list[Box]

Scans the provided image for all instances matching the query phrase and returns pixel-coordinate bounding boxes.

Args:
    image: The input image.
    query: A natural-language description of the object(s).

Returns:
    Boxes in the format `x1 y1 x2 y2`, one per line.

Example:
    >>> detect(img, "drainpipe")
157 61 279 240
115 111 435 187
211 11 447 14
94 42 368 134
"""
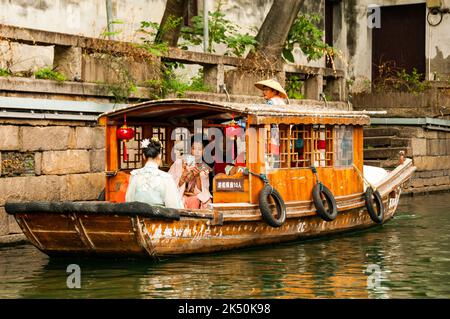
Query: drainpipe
106 0 114 40
203 0 209 53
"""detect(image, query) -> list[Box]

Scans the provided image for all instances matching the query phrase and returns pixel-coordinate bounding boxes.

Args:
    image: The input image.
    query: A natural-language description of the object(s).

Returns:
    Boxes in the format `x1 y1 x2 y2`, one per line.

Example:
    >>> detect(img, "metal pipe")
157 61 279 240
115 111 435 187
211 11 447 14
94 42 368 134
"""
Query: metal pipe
203 0 209 53
106 0 114 40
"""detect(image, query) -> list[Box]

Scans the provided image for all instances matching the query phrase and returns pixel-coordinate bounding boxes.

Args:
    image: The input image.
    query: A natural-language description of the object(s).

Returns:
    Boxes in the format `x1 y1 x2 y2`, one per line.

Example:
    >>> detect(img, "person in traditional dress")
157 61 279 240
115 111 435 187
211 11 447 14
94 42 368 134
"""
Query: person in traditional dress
125 137 184 209
169 134 213 209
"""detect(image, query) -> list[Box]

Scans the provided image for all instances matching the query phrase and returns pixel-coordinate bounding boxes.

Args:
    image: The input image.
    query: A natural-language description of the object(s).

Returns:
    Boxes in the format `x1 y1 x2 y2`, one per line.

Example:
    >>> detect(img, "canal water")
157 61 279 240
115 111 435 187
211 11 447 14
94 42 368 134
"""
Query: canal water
0 193 449 299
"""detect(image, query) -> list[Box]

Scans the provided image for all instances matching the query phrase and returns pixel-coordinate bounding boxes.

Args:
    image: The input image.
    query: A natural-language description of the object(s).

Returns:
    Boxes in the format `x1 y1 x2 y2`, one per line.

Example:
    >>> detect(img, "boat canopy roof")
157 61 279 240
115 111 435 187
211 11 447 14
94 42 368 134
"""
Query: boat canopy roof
98 98 371 125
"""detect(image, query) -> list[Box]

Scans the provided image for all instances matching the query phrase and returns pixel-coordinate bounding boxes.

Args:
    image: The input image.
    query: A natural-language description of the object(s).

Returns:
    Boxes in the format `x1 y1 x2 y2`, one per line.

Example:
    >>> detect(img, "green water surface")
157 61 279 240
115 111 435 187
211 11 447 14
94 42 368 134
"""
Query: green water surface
0 192 449 298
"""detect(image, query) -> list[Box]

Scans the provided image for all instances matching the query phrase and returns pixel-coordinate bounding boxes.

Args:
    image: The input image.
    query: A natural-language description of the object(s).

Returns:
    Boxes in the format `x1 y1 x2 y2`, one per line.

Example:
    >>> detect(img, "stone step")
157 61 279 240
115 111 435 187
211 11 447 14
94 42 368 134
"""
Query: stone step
364 159 400 169
364 147 411 160
364 136 410 148
363 127 400 137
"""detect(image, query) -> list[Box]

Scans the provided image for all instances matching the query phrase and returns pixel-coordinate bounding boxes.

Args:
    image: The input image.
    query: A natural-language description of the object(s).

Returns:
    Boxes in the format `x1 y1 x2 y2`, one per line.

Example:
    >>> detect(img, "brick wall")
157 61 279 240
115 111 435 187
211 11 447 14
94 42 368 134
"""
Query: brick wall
0 119 106 237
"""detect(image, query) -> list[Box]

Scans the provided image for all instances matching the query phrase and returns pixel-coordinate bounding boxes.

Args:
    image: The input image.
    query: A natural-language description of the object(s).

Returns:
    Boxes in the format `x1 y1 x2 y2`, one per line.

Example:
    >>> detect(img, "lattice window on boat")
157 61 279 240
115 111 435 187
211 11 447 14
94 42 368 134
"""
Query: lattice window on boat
120 126 143 170
172 127 191 161
290 124 312 168
311 125 334 167
334 125 353 166
152 127 167 163
265 124 282 170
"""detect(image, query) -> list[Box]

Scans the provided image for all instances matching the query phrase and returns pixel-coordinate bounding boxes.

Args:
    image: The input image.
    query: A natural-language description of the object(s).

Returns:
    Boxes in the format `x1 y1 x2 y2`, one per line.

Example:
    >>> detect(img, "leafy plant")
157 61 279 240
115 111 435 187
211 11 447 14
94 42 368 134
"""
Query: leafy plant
146 64 212 99
373 61 431 94
0 68 11 77
286 75 304 99
284 13 334 63
225 33 258 57
136 18 181 56
180 0 257 57
101 20 124 38
34 67 67 82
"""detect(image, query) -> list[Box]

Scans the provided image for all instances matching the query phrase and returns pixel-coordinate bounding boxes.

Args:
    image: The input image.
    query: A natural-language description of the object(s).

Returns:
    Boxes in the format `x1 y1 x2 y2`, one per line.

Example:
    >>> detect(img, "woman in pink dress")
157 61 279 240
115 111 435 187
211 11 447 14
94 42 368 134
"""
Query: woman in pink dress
169 134 213 209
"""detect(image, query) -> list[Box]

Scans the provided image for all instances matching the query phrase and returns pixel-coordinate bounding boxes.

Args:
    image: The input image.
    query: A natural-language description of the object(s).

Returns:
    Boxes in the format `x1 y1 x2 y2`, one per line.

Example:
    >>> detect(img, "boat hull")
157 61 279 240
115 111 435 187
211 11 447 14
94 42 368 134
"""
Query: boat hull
6 160 415 259
8 187 401 259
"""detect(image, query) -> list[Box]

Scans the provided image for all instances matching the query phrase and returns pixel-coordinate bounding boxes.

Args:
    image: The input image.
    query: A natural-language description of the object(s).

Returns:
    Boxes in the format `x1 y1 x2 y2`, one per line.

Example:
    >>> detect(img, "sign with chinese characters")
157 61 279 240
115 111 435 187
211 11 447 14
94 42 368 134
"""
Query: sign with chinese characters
215 178 245 192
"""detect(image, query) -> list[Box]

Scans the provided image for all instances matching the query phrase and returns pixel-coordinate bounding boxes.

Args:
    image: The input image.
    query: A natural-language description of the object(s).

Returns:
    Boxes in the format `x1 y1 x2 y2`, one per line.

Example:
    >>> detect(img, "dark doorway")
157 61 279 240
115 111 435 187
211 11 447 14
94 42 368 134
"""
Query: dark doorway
372 3 426 83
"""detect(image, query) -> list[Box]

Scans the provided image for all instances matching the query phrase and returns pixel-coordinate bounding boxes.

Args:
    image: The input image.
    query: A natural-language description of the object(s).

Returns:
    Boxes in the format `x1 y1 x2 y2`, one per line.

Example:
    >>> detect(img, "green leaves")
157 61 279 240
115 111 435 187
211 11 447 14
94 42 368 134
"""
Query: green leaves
146 64 212 99
180 1 257 57
284 13 334 63
137 16 182 56
0 68 12 77
34 68 66 82
101 20 124 38
282 49 295 63
286 75 304 99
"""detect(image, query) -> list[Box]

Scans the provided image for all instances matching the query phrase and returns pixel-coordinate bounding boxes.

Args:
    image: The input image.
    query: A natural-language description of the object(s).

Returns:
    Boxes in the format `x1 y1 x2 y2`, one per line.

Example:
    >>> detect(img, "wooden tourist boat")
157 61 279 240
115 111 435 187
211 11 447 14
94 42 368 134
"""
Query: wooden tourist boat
5 99 416 258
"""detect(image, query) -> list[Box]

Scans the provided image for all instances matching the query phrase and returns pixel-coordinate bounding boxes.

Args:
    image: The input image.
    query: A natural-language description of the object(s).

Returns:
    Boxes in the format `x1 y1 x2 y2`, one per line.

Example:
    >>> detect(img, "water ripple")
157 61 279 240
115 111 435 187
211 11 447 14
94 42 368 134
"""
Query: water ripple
0 193 449 298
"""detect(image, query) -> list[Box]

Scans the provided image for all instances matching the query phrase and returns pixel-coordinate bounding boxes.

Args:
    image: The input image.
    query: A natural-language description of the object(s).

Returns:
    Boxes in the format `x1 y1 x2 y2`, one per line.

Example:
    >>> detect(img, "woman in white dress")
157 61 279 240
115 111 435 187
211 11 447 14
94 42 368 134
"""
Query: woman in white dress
125 137 184 209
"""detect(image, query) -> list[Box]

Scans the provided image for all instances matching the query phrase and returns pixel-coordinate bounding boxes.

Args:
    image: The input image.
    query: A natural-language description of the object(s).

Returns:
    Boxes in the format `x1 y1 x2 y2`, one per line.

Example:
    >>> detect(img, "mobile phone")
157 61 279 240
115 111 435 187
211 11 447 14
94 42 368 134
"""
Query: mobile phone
184 155 195 167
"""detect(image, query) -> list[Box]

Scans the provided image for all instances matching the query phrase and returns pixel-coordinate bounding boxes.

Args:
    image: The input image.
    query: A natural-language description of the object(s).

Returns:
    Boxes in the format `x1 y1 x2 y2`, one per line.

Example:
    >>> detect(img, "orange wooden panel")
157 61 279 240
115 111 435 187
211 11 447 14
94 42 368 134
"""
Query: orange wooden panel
107 171 130 203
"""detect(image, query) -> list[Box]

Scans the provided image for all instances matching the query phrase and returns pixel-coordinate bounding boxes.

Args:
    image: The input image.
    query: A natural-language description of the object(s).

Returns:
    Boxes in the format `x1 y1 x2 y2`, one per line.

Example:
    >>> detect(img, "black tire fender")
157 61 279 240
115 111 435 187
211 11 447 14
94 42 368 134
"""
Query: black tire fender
364 187 384 224
312 183 338 221
258 184 287 227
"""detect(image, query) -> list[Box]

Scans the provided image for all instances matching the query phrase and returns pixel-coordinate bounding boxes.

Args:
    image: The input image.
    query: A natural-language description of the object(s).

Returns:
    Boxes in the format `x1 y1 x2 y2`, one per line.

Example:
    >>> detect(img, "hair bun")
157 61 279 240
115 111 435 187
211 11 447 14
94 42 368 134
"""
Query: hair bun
142 137 162 159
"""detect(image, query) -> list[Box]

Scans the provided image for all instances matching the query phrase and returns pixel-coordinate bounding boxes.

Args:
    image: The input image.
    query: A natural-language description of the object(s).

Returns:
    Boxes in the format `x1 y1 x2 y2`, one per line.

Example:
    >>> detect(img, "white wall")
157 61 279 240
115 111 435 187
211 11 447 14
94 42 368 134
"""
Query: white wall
0 0 166 40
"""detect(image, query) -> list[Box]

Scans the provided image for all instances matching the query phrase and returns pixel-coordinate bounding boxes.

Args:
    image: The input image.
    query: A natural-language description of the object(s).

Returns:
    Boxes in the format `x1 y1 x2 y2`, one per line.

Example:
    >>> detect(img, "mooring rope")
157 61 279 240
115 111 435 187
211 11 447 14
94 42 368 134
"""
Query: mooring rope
352 163 377 191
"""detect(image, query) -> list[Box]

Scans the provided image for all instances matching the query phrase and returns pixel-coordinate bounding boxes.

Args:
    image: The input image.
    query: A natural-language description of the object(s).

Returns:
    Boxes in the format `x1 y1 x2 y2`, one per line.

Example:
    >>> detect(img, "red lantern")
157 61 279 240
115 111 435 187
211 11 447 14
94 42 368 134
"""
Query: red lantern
117 114 135 161
225 113 244 160
225 113 242 140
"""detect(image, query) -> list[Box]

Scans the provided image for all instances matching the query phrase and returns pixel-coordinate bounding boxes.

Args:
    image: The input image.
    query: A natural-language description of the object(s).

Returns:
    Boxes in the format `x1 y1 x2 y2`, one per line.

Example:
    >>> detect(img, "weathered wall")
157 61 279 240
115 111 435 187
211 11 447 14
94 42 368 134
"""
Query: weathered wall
0 0 165 40
2 0 449 87
339 0 450 92
352 86 450 118
0 119 106 237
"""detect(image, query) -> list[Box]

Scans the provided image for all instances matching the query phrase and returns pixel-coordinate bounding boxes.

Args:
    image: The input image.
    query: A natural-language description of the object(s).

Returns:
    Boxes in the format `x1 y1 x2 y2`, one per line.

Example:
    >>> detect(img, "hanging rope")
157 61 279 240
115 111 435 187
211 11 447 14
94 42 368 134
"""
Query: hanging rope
352 163 377 191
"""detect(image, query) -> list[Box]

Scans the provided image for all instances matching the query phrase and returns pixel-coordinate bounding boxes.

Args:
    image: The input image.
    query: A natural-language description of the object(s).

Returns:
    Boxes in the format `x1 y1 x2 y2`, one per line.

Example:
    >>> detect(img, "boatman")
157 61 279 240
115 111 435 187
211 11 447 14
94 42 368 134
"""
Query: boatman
254 78 288 105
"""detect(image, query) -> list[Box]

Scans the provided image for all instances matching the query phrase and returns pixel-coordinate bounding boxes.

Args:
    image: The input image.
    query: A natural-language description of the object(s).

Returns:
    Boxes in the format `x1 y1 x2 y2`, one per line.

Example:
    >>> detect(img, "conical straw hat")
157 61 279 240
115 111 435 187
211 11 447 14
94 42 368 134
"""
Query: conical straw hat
254 79 288 99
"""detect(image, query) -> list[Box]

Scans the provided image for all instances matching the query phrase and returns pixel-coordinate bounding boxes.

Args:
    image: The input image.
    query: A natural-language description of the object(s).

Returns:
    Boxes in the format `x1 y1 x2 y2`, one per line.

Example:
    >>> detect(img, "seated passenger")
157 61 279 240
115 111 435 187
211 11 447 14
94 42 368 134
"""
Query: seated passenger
125 137 184 209
169 134 213 209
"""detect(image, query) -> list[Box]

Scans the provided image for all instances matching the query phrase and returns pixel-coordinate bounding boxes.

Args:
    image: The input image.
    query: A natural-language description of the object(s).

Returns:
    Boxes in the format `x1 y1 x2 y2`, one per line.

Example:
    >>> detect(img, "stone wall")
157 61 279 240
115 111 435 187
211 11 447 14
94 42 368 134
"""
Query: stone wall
352 85 450 118
404 127 450 194
0 119 106 237
364 125 450 194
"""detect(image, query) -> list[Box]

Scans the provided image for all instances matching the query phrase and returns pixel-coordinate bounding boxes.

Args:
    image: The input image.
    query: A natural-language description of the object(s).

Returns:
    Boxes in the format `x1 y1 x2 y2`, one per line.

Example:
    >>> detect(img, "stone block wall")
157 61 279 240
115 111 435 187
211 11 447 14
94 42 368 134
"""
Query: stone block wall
396 126 450 194
0 120 106 237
